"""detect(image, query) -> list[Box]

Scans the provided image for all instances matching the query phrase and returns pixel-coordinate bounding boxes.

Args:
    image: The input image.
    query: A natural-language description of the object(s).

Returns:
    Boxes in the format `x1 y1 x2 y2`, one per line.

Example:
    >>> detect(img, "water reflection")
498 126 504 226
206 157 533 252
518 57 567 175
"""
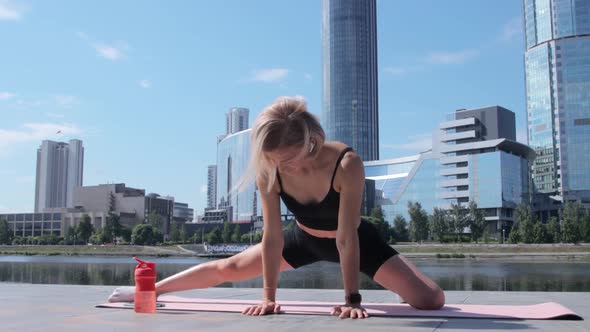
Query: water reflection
0 256 589 292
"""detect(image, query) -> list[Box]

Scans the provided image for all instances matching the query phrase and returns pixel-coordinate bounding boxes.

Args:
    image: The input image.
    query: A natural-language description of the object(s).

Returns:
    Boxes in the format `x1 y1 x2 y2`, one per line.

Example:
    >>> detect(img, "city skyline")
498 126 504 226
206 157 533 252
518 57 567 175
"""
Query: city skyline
1 1 526 215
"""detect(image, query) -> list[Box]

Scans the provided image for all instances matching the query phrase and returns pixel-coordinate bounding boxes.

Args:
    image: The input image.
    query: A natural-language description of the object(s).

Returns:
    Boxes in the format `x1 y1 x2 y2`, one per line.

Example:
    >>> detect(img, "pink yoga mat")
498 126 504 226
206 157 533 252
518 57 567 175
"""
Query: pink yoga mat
97 295 582 320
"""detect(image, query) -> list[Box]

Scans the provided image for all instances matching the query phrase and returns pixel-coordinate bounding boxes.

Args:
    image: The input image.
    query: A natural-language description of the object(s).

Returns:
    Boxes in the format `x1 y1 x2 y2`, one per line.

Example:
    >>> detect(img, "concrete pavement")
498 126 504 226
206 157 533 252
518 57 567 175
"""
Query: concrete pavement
0 283 588 332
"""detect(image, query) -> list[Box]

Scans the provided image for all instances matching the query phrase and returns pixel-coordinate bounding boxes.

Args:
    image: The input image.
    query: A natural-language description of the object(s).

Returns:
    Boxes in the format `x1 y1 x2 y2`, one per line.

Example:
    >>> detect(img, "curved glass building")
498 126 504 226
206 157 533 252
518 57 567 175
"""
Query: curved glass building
524 0 590 207
216 129 291 224
216 130 257 223
322 0 379 162
365 106 534 239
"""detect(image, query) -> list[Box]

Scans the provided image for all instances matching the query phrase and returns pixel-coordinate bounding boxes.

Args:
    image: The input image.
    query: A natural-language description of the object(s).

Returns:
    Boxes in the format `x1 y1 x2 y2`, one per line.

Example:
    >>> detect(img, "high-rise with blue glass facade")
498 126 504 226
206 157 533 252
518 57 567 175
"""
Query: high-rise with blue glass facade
322 0 379 162
524 0 590 207
365 106 534 238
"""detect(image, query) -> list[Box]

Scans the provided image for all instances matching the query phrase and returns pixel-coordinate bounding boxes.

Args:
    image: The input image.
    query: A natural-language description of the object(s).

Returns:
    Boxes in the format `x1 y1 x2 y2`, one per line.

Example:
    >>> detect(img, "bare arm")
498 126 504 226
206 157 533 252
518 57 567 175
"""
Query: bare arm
334 152 365 301
257 175 284 303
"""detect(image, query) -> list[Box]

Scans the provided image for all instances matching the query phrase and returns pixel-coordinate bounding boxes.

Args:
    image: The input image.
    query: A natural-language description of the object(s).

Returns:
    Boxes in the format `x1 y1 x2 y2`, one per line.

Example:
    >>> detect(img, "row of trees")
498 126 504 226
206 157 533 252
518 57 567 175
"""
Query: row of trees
508 201 590 244
2 200 588 246
363 200 590 244
362 201 486 244
0 211 168 246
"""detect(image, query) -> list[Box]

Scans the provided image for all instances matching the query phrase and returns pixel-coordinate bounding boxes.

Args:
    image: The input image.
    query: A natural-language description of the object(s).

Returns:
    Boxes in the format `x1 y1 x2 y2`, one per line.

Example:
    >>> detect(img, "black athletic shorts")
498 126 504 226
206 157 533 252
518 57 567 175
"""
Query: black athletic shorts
282 219 399 278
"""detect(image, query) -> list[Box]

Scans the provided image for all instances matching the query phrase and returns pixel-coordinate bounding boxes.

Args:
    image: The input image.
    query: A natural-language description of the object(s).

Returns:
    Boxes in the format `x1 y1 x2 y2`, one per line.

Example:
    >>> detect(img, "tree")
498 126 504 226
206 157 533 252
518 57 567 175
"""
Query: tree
231 224 241 243
507 225 521 243
179 225 187 243
532 220 548 243
468 201 487 243
104 212 123 242
430 207 449 242
221 222 233 243
562 201 584 243
448 203 467 242
365 207 390 242
65 226 78 245
119 227 132 243
392 215 409 242
132 224 156 245
515 203 534 244
77 214 94 244
408 201 429 242
241 233 252 243
170 223 181 242
547 216 561 243
370 206 385 221
206 227 221 245
191 229 202 244
147 211 163 232
91 228 110 245
0 218 12 245
581 214 590 243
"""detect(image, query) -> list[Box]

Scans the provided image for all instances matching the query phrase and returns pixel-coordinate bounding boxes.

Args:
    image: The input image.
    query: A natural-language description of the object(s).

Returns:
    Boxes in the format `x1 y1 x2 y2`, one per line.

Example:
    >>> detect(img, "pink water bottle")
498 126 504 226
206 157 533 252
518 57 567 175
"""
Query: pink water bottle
133 257 157 313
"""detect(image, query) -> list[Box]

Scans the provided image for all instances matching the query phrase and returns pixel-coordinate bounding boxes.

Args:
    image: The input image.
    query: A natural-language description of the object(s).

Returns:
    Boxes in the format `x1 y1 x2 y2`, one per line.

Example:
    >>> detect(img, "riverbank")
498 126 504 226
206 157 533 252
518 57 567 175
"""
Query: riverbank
1 243 590 261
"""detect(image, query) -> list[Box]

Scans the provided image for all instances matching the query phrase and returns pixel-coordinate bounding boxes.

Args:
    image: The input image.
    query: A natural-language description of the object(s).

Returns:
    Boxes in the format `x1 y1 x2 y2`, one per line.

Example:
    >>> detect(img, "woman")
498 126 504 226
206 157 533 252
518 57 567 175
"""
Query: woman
109 96 445 319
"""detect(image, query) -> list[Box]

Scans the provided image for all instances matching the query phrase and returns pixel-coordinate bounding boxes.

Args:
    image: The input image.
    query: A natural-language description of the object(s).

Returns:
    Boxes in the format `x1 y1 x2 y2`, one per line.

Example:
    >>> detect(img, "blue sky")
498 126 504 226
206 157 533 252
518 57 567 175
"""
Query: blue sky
0 0 525 215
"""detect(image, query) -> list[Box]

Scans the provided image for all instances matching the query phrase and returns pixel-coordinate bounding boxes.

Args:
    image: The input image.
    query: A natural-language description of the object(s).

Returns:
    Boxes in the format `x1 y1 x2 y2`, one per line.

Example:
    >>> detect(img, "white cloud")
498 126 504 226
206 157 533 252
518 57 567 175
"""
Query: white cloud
501 17 523 41
94 43 127 60
385 50 477 77
200 185 207 194
251 68 289 83
46 113 65 118
77 33 129 61
52 94 78 108
16 99 44 107
139 79 151 89
383 65 426 76
384 66 409 76
11 94 78 109
382 133 432 152
0 0 28 21
0 91 16 100
426 49 479 65
0 122 83 155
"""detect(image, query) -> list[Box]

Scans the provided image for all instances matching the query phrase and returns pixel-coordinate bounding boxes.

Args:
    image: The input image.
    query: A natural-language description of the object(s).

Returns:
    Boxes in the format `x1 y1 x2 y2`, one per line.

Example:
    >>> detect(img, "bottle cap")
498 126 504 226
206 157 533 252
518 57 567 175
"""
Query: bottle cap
133 257 156 277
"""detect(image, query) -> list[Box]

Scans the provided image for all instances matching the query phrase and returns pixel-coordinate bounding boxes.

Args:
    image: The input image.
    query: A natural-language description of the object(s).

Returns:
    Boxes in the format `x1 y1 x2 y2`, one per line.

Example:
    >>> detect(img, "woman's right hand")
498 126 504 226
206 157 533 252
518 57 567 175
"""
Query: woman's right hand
241 300 282 316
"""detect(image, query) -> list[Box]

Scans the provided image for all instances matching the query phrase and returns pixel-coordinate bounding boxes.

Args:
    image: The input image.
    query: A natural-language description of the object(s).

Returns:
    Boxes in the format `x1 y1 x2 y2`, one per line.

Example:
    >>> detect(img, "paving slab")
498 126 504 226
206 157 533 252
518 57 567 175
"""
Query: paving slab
0 283 587 332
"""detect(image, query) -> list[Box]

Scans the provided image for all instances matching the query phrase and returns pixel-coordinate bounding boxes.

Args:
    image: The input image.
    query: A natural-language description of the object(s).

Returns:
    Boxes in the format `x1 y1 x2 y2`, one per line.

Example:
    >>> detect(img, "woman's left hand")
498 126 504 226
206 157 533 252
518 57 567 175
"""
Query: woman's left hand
330 303 369 319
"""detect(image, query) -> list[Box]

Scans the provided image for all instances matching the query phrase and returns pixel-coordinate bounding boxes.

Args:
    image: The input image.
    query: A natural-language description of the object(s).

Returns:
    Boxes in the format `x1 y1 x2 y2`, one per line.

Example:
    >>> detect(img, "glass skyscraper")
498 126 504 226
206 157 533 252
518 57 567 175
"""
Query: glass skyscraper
216 130 256 223
34 139 84 212
365 106 534 238
322 0 379 162
524 0 590 206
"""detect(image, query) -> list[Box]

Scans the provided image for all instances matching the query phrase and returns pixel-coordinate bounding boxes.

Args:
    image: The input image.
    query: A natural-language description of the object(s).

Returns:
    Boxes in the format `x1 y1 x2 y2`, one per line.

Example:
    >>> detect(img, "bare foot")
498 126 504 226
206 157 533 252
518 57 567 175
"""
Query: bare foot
108 286 135 303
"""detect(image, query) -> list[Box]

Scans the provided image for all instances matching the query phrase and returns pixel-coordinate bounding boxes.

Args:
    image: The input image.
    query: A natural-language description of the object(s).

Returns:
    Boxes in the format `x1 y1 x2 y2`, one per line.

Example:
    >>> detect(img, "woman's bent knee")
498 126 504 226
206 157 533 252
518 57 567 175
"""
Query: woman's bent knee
412 288 445 310
421 288 445 310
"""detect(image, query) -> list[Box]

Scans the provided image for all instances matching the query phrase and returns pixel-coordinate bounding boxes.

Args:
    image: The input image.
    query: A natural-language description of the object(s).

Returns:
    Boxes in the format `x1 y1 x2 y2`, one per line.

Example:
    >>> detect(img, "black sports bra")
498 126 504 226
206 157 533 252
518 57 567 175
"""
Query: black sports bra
276 147 353 231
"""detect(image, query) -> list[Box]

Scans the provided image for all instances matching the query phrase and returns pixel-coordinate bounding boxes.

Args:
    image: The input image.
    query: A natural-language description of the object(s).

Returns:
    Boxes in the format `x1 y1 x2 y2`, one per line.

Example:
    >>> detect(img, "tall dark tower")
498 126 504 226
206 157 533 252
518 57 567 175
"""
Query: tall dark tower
322 0 379 161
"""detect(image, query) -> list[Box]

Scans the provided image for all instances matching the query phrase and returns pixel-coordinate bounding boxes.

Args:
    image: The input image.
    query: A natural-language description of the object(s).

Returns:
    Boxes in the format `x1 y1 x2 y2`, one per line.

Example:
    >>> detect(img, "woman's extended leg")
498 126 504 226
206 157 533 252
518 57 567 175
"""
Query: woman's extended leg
108 243 293 302
373 255 445 310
